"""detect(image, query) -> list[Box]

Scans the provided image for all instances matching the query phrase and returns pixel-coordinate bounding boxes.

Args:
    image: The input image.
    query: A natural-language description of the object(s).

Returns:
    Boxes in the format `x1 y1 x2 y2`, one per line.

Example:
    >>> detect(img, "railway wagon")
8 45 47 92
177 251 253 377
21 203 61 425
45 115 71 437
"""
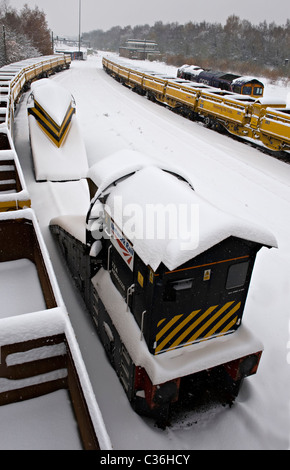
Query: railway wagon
258 107 290 152
0 208 111 449
0 54 111 450
0 54 74 212
50 150 277 421
0 129 30 211
103 56 290 153
0 54 71 131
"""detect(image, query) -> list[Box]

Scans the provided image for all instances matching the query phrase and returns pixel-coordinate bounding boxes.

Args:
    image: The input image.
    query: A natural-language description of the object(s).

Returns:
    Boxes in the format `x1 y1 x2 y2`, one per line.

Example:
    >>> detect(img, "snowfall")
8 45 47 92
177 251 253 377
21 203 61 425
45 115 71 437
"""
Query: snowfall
2 52 290 450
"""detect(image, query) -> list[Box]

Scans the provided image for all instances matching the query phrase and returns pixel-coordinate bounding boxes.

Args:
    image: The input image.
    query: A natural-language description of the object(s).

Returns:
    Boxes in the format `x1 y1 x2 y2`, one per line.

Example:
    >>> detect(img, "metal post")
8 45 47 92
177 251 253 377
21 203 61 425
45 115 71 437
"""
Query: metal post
140 311 147 340
3 25 7 65
78 0 81 57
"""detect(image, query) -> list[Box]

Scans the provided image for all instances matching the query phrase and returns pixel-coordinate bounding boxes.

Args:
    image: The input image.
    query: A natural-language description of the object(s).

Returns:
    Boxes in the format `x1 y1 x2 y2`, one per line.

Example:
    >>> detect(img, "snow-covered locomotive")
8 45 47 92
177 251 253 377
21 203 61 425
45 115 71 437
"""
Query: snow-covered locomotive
177 64 264 98
50 150 277 420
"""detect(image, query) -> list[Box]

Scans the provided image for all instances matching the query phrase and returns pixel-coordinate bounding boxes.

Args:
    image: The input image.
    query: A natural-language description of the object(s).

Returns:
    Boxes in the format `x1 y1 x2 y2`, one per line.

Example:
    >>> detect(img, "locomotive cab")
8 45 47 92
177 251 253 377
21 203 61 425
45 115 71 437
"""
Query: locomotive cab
231 77 264 98
131 237 263 355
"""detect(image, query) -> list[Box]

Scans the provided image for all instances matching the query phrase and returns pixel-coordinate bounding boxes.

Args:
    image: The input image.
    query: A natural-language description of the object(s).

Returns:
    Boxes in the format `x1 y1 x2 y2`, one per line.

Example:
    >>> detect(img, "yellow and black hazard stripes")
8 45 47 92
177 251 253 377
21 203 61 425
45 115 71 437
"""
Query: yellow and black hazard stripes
28 99 75 148
154 301 241 354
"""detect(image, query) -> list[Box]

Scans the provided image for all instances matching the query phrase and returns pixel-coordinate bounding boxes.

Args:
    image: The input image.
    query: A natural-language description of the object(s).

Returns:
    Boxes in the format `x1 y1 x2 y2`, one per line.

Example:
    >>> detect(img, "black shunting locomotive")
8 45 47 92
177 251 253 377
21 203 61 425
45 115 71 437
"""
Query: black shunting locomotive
50 150 277 420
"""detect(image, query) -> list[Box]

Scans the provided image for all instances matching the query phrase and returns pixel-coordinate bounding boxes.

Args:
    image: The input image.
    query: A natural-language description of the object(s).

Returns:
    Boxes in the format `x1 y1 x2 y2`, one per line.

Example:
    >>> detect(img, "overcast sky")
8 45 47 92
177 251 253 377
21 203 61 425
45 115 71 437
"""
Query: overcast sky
6 0 290 37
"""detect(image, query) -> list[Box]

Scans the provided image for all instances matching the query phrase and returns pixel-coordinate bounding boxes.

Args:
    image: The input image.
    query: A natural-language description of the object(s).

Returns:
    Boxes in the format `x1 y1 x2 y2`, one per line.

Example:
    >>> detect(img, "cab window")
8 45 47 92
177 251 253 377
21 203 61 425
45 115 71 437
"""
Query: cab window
254 86 263 96
232 85 241 94
242 86 252 95
226 261 249 290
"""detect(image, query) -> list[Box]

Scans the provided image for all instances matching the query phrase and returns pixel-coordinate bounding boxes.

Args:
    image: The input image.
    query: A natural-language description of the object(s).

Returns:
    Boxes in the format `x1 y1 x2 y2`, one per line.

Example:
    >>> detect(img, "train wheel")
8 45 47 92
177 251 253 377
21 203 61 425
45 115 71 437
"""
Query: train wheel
204 116 213 128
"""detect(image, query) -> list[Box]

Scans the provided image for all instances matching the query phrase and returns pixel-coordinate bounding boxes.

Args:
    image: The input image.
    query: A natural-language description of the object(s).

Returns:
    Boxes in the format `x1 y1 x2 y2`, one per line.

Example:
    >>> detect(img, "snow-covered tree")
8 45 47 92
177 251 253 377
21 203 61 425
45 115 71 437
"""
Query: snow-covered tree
0 0 52 67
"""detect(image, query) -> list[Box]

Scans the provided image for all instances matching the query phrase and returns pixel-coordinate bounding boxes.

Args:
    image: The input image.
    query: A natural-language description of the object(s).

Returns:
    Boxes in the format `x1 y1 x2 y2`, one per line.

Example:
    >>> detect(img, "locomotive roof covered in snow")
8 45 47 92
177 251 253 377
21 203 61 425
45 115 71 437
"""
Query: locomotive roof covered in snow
231 76 264 86
88 151 277 272
178 64 203 72
87 150 193 194
198 70 240 81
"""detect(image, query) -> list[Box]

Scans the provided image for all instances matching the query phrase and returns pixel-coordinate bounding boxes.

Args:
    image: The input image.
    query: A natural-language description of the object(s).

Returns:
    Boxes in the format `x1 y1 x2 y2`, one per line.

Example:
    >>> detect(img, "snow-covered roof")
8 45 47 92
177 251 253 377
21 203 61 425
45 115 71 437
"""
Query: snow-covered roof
87 149 193 195
231 76 264 86
178 64 203 73
255 97 286 107
184 65 203 75
29 79 74 127
87 150 154 190
88 151 277 272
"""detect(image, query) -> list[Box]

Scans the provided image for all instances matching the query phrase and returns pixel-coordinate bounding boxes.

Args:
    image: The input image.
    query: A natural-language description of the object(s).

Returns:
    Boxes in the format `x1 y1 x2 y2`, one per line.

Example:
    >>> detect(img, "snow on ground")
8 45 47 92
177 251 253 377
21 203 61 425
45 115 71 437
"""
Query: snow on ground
9 53 290 450
0 389 83 450
0 259 46 317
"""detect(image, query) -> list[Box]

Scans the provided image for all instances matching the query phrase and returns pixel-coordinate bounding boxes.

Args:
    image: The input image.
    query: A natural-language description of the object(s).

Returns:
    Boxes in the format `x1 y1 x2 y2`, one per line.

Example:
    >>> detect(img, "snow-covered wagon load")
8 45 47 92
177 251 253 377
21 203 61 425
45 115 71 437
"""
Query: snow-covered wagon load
0 128 30 211
49 150 277 421
27 79 88 182
0 208 111 450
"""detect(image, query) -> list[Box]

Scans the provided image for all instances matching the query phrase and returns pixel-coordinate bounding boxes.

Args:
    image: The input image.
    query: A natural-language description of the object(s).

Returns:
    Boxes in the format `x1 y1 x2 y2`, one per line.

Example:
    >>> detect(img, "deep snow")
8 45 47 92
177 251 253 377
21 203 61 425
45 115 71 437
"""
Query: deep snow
5 53 290 450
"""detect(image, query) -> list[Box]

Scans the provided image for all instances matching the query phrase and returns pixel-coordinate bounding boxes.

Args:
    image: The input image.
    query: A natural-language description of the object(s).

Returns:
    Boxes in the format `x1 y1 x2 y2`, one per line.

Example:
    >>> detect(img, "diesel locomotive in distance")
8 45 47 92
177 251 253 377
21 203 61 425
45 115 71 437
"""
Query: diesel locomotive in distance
177 64 264 98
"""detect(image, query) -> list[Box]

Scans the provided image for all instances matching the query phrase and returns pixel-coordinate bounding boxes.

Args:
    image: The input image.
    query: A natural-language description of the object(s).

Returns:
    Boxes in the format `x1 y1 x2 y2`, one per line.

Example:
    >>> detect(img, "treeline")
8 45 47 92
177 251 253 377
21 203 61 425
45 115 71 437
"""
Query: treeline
0 1 52 67
83 15 290 80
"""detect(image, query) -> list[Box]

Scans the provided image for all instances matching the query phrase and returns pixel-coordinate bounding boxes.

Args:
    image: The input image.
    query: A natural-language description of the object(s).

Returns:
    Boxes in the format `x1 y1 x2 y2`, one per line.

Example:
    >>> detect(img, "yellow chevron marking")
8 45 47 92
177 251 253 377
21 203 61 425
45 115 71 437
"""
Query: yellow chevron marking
155 310 201 353
204 302 241 339
29 100 75 148
36 106 74 139
154 301 241 354
188 301 235 343
156 314 183 343
31 107 58 134
222 315 238 333
169 305 218 350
